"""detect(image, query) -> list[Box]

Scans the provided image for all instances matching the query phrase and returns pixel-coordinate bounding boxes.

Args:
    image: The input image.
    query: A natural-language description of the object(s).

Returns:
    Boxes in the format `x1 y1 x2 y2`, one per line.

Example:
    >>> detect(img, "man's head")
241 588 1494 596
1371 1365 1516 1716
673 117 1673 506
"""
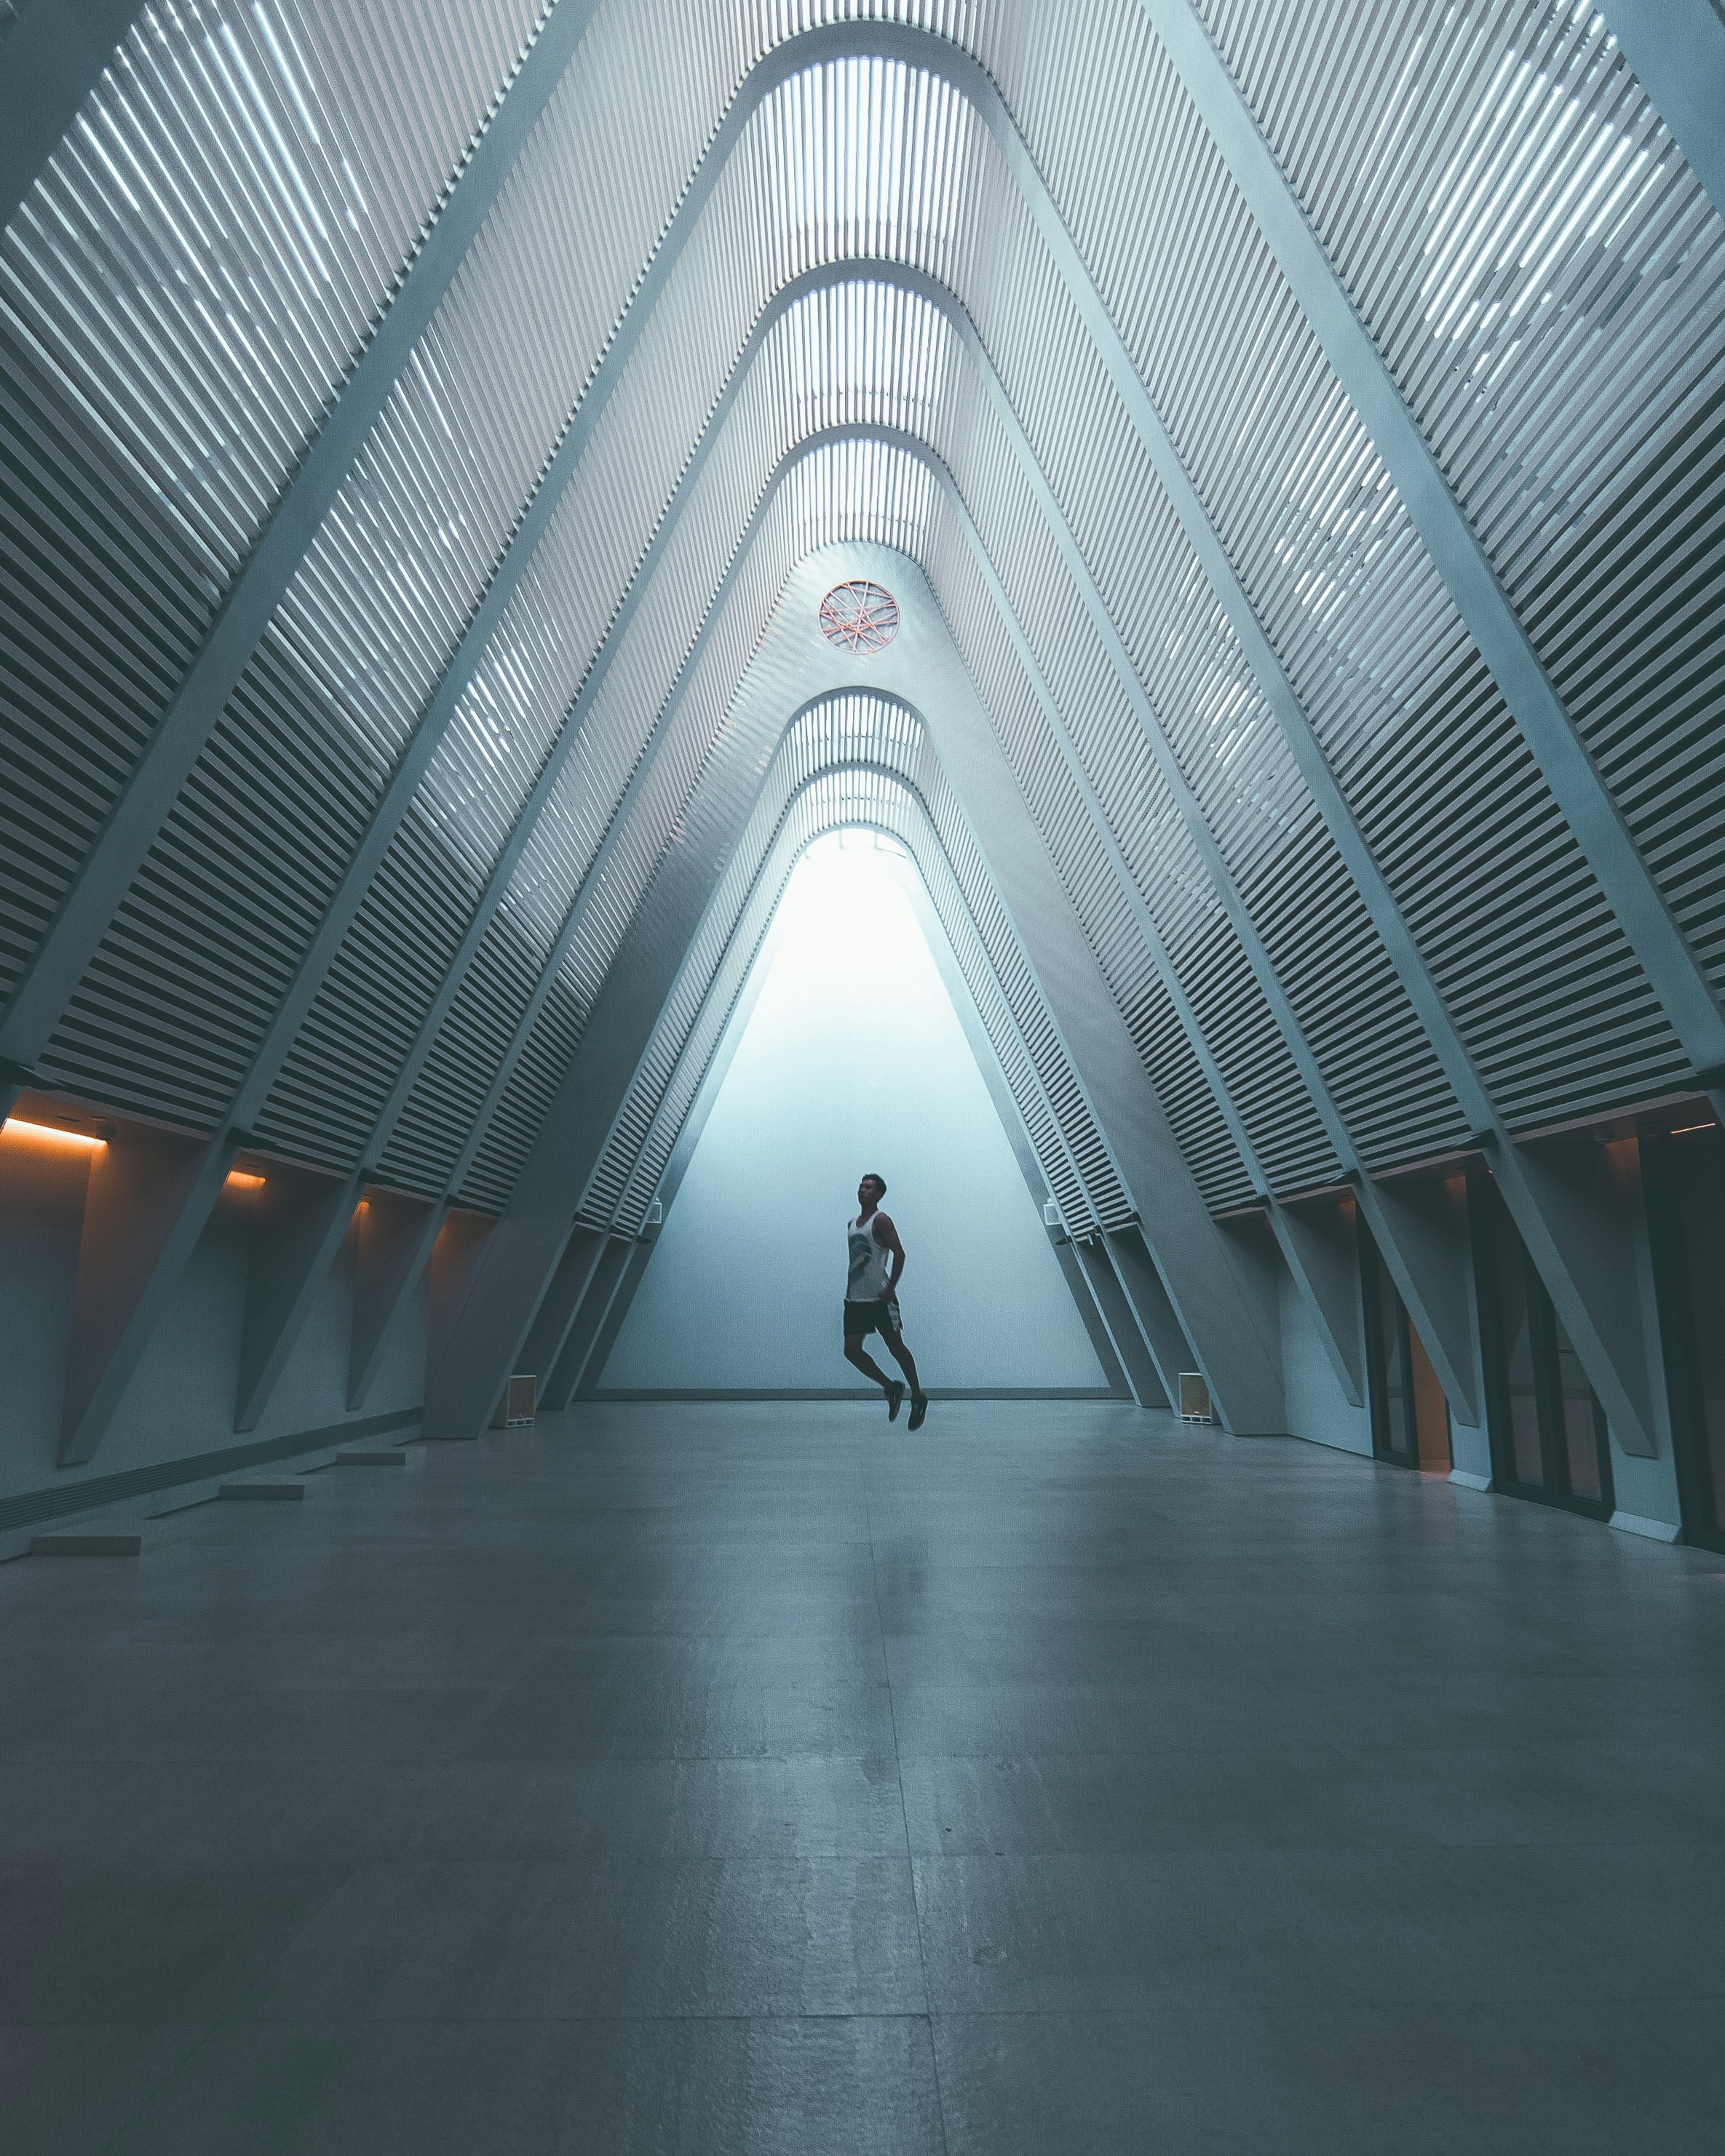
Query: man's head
857 1172 887 1209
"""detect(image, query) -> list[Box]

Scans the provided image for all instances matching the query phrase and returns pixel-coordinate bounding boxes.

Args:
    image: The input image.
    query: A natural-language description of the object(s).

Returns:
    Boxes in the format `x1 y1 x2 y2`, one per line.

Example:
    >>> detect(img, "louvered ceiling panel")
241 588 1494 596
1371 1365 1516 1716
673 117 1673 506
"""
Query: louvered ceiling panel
943 108 1467 1172
929 398 1341 1194
919 499 1253 1210
5 0 1718 1270
0 0 543 1003
36 79 726 1126
740 53 986 293
1004 6 1689 1131
913 750 1131 1233
0 327 215 1004
376 902 548 1196
1117 490 1469 1170
252 252 748 1161
35 642 386 1126
254 806 477 1169
1202 0 1725 995
2 0 539 586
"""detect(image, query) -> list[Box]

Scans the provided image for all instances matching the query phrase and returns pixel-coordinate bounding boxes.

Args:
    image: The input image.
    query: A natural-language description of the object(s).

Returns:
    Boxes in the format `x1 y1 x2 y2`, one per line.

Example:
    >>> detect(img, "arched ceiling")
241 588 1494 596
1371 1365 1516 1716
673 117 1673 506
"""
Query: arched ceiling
2 0 1722 1451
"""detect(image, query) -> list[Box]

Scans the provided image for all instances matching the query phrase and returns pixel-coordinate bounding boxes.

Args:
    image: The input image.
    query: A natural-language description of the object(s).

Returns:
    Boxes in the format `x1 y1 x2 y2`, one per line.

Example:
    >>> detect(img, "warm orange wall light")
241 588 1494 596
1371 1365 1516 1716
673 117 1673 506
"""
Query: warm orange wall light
1 1116 106 1151
225 1169 266 1190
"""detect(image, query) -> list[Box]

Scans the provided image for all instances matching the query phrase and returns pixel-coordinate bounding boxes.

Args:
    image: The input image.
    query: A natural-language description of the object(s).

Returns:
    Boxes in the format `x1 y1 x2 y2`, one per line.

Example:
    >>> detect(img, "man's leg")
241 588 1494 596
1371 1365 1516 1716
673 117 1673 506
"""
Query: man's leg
879 1316 927 1428
879 1325 921 1398
844 1333 893 1388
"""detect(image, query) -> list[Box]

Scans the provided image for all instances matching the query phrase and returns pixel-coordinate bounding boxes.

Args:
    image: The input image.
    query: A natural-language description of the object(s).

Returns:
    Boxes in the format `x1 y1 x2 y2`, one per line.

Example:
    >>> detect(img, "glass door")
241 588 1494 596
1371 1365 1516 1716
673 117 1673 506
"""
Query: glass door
1360 1220 1452 1471
1470 1173 1614 1518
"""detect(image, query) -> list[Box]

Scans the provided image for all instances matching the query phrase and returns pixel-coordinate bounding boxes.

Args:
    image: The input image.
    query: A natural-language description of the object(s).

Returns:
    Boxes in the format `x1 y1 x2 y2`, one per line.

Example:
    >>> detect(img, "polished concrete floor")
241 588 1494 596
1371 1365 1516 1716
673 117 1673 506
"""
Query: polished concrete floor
3 1401 1724 2155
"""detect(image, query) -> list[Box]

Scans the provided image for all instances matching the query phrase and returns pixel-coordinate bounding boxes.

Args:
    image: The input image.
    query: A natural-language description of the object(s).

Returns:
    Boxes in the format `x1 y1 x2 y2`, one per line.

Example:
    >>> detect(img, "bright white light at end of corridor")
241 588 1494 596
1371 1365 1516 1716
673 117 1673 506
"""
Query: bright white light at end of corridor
769 830 924 990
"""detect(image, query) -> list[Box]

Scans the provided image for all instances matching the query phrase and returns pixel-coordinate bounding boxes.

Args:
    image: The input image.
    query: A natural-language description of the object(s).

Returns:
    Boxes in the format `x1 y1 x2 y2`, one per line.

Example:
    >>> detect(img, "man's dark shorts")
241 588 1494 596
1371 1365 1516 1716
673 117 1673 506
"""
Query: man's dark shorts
843 1299 903 1341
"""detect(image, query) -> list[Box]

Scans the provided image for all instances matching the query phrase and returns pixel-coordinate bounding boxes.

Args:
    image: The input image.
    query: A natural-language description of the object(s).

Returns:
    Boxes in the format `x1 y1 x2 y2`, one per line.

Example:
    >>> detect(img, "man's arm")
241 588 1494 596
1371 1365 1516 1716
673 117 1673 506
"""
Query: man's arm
874 1213 906 1298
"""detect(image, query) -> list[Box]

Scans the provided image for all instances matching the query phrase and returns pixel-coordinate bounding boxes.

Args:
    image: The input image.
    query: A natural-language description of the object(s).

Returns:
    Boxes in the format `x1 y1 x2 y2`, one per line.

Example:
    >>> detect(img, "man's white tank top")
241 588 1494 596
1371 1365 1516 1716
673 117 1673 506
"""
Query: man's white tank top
846 1213 893 1302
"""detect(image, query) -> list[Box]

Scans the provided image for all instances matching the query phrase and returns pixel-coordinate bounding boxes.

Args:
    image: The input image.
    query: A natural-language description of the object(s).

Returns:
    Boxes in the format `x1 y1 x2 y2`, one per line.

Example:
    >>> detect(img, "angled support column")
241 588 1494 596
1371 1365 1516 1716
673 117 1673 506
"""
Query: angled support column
1363 1170 1488 1457
58 1124 223 1465
1271 1198 1365 1407
349 1188 440 1407
571 1243 655 1401
233 1162 360 1431
1141 0 1725 1083
425 1209 497 1388
1506 1137 1662 1463
1048 1239 1133 1400
518 1225 608 1394
1603 1 1725 225
1104 1225 1201 1406
1072 1238 1170 1408
546 1237 640 1407
0 0 142 231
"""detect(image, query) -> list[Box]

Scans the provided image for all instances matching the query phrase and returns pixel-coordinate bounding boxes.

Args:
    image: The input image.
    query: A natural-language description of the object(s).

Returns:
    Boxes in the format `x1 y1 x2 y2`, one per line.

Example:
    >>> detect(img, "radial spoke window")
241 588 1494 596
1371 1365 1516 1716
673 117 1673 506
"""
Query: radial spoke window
818 578 900 652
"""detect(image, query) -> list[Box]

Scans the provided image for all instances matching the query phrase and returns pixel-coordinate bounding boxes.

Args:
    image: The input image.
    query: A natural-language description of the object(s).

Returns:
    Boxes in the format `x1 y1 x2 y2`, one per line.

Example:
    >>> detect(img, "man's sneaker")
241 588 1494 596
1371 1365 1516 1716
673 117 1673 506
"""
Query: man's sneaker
908 1393 929 1431
885 1380 905 1422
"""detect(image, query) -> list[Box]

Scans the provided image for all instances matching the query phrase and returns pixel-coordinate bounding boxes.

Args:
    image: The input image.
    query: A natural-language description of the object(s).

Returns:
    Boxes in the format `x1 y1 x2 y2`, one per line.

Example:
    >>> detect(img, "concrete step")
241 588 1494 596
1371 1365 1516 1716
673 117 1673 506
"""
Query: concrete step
31 1528 145 1556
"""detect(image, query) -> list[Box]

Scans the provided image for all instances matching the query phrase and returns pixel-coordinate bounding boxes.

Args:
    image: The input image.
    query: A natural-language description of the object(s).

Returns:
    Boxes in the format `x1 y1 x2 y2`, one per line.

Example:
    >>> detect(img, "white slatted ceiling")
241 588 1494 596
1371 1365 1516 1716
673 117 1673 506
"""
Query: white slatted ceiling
6 31 1408 1190
1202 0 1725 998
459 435 944 1206
0 0 544 1004
995 1 1688 1129
919 508 1256 1211
4 4 1717 1242
0 326 216 1006
924 317 1347 1189
41 59 985 1147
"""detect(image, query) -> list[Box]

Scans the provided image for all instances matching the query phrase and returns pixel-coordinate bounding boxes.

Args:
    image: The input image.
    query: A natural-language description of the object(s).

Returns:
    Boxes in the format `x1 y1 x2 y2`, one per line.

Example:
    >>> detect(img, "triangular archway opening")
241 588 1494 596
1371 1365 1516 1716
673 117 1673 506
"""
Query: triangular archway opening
598 830 1110 1396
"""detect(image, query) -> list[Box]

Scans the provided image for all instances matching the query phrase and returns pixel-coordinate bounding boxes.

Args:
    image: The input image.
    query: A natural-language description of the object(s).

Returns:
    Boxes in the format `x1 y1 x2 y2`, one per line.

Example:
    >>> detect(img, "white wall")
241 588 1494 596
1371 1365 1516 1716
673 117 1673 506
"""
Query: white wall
602 832 1106 1392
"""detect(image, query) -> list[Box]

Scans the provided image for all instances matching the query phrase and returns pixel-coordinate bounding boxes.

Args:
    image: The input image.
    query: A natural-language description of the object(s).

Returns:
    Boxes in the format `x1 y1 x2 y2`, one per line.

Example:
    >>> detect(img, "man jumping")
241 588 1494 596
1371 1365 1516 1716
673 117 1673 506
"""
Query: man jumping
844 1173 928 1431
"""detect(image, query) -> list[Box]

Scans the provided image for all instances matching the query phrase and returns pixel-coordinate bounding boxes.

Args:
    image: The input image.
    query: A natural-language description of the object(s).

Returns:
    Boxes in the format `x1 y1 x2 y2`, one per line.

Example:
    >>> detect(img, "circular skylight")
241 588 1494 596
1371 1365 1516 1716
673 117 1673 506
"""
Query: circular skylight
818 580 900 653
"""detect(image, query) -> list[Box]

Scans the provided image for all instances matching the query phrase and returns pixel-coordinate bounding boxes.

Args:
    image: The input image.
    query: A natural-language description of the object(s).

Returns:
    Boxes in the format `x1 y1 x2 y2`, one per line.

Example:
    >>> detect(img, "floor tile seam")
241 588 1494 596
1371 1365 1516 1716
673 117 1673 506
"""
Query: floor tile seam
65 1853 940 1874
143 2010 946 2028
861 1438 951 2156
918 1994 1725 2018
913 1982 1725 2015
68 1855 373 2156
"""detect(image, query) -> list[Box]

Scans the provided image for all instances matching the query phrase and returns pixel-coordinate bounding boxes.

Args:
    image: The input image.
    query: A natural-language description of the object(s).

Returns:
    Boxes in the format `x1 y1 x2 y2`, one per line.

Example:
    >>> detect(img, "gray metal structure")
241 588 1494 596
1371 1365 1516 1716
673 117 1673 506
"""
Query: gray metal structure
1 2 1721 1535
